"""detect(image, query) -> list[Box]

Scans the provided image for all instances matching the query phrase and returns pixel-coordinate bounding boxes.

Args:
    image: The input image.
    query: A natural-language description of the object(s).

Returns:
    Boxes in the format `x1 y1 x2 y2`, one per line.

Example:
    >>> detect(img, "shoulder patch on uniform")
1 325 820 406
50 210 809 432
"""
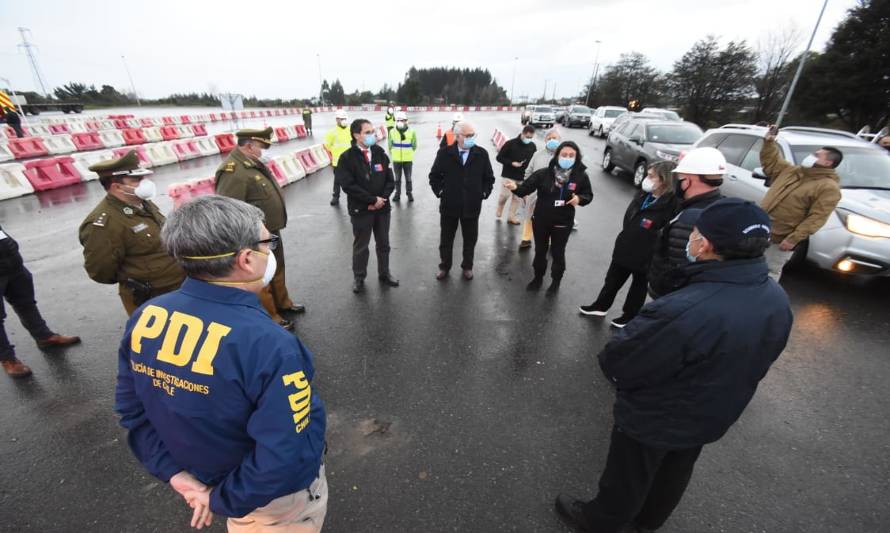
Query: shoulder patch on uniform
224 161 235 173
92 212 108 227
243 160 254 168
255 174 263 181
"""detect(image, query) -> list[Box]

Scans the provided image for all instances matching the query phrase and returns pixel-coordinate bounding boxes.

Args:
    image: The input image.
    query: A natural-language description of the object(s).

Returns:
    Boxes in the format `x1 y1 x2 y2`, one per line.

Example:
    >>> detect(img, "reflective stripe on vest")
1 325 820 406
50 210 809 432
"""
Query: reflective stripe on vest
390 129 416 163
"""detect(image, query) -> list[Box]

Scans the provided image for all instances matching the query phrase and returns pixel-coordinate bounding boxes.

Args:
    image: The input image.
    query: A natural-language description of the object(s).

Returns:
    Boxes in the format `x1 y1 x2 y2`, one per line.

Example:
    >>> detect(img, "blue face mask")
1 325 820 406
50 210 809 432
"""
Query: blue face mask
522 137 532 144
546 139 559 151
363 133 376 146
558 157 575 170
685 237 701 263
463 137 476 148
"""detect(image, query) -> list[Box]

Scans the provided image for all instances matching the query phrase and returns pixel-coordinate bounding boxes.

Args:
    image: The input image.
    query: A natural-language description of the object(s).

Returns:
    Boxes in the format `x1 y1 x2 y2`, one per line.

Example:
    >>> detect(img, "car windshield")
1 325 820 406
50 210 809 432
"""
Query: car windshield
536 106 553 113
658 110 680 120
604 109 624 118
572 107 592 115
791 145 890 189
647 124 702 144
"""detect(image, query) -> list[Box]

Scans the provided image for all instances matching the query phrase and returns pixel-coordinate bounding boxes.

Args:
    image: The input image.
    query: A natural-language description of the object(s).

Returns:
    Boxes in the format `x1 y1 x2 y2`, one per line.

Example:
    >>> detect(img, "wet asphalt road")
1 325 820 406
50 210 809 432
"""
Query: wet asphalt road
0 111 888 533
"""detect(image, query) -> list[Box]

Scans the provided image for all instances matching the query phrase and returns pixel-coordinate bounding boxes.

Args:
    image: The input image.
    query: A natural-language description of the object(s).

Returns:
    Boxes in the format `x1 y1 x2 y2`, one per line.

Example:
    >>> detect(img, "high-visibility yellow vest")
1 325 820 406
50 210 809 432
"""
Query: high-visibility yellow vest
388 128 417 163
324 125 353 167
384 113 395 129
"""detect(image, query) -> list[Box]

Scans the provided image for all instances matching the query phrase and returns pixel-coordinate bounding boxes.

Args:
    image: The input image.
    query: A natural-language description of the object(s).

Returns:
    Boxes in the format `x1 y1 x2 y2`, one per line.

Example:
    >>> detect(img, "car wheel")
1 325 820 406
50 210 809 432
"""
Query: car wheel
602 149 615 172
633 161 648 187
784 240 809 272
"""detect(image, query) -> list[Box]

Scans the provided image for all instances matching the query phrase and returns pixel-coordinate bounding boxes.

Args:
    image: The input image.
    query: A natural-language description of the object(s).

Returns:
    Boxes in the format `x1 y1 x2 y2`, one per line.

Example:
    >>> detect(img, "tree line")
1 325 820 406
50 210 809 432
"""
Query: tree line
320 67 509 107
581 0 889 131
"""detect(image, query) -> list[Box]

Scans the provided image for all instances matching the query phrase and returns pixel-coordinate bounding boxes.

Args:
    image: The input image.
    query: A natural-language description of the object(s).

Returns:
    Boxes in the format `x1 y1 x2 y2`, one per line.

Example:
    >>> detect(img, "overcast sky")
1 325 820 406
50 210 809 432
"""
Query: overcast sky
1 0 858 102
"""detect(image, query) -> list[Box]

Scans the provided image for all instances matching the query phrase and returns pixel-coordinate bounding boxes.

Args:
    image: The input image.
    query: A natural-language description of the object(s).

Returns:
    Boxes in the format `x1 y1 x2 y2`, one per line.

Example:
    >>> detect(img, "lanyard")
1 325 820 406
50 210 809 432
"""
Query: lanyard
559 177 573 201
641 193 656 210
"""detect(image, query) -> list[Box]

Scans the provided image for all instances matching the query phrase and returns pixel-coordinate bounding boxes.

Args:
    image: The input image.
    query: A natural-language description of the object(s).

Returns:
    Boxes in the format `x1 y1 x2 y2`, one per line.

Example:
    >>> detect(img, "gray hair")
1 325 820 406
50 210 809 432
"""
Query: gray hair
161 195 265 278
453 121 474 135
544 127 562 141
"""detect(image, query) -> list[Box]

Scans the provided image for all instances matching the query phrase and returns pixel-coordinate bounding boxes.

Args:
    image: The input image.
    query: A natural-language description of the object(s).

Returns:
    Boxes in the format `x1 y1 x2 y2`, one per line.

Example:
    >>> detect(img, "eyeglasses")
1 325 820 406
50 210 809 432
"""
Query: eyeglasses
256 234 279 251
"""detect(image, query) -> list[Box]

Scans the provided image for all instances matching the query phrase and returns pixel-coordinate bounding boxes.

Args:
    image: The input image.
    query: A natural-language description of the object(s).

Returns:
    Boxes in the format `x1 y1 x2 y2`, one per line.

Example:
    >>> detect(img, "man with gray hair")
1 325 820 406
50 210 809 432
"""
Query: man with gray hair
429 121 495 280
115 195 327 532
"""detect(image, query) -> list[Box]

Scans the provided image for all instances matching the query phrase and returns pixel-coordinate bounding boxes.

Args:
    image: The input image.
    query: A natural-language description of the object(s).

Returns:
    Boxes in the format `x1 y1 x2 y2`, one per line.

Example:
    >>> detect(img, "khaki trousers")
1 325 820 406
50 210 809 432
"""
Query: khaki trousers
764 244 795 282
227 465 328 533
496 179 522 221
258 230 294 321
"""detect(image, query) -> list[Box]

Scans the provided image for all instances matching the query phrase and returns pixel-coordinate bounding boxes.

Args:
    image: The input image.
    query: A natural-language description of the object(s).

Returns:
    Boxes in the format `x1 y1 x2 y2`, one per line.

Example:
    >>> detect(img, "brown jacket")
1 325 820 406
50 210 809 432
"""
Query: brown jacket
759 138 841 245
215 148 287 231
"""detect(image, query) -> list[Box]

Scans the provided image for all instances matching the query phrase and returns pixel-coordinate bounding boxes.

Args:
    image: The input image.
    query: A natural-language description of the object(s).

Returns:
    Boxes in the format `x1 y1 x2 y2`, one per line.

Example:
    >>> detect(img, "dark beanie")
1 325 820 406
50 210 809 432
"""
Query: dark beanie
696 198 771 251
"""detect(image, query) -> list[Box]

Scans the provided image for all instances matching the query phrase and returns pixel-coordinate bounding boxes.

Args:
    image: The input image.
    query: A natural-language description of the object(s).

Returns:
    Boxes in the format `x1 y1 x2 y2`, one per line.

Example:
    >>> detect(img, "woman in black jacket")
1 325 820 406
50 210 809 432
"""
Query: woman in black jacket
581 161 679 327
506 141 593 292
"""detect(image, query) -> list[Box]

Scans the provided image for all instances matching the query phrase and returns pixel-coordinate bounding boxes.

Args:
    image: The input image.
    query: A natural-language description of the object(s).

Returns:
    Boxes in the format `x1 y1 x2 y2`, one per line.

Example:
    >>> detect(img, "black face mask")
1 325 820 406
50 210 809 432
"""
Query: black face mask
674 177 688 198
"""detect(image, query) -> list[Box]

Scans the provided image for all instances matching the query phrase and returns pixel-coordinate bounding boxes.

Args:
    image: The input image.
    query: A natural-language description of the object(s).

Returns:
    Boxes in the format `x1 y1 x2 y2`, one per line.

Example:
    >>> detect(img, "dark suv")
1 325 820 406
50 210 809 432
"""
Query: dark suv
563 105 593 128
602 118 703 186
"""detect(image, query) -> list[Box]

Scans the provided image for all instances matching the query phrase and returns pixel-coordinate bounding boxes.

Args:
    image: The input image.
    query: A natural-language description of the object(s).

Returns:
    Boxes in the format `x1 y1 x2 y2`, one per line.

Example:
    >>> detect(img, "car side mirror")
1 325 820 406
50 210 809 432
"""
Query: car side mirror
752 167 767 180
630 136 644 146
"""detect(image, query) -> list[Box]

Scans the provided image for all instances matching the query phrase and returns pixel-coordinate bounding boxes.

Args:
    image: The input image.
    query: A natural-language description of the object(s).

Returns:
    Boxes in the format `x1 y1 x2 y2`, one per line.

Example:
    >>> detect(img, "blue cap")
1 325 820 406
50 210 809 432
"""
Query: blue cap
696 197 771 251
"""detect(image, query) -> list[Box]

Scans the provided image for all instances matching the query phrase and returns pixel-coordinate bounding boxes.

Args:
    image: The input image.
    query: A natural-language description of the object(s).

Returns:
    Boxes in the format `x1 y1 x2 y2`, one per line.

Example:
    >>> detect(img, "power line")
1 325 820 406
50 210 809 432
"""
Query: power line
17 27 50 96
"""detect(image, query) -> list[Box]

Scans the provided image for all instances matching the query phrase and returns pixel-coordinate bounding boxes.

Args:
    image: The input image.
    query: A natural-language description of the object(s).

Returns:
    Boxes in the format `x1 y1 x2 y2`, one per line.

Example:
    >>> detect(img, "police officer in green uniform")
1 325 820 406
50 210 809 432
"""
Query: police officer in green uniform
214 127 305 331
302 107 313 135
78 150 185 316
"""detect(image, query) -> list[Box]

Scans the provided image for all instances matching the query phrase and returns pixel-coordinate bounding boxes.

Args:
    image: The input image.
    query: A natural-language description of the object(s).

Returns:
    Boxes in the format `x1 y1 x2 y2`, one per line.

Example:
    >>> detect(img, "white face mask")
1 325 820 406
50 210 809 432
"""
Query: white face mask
131 179 156 200
641 177 655 193
256 249 277 287
800 154 818 168
263 249 277 286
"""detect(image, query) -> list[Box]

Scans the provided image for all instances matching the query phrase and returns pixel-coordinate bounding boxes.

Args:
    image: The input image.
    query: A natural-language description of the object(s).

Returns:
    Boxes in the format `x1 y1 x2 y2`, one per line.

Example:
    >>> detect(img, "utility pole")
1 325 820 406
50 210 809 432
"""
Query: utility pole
121 55 141 107
776 0 828 127
17 27 50 97
585 40 603 107
316 53 325 106
510 56 518 104
552 83 557 101
542 79 550 103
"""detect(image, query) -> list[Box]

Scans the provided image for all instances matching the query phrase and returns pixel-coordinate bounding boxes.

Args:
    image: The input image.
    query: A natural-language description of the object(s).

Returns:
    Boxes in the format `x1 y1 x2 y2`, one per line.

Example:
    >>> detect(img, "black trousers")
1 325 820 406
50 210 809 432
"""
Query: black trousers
582 426 703 533
531 217 572 279
0 267 54 361
304 116 312 133
332 174 341 199
393 162 413 195
439 215 479 271
6 119 24 138
350 211 391 280
592 261 649 317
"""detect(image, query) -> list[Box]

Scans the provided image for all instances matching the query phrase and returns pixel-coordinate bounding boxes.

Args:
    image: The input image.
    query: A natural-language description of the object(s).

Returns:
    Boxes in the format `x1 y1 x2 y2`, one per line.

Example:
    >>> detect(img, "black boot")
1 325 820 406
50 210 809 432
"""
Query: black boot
546 277 562 294
407 192 414 202
526 276 544 291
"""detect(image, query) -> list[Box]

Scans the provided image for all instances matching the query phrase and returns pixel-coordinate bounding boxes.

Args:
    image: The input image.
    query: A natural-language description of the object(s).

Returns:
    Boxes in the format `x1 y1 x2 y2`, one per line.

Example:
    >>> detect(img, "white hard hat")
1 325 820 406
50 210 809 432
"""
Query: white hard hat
395 111 408 121
335 109 348 120
673 147 727 175
452 112 464 122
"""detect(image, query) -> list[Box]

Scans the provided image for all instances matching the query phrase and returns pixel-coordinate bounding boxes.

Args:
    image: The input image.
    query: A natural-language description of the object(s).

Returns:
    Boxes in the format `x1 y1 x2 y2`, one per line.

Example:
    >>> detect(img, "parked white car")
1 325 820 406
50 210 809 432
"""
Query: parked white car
697 124 890 276
588 106 628 138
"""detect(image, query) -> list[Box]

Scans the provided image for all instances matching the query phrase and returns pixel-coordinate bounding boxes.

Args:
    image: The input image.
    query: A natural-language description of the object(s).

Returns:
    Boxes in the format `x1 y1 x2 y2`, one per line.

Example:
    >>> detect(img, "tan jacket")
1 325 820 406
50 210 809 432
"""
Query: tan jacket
759 139 841 245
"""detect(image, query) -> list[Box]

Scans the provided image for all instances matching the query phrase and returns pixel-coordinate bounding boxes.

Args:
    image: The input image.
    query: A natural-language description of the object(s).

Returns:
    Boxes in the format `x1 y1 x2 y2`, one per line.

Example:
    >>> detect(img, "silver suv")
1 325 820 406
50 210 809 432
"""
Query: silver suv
603 118 703 186
697 125 890 276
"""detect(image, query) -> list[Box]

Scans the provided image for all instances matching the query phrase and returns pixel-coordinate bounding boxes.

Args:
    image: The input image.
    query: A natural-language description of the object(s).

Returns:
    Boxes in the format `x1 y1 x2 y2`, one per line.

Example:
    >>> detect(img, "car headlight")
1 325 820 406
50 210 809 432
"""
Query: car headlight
655 150 679 162
843 212 890 238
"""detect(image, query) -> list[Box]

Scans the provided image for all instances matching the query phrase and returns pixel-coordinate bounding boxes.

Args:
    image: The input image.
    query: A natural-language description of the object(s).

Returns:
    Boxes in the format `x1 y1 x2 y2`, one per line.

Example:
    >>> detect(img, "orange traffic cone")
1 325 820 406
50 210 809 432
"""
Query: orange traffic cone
435 123 443 140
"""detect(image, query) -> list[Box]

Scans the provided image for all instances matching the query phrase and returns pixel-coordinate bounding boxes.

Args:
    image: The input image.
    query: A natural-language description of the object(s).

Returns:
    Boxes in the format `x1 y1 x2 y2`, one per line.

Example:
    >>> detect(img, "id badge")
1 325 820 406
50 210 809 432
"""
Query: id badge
554 200 565 207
